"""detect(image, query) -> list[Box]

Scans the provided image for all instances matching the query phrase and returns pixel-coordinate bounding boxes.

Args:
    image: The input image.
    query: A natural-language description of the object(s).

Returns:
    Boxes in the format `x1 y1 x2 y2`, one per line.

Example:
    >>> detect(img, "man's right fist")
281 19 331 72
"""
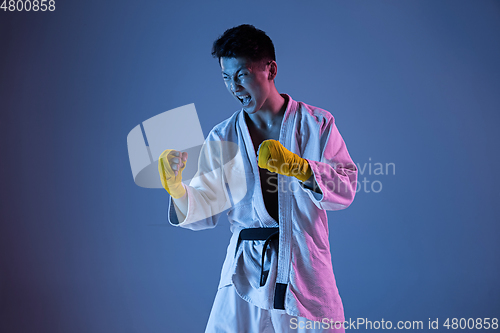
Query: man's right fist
158 150 188 199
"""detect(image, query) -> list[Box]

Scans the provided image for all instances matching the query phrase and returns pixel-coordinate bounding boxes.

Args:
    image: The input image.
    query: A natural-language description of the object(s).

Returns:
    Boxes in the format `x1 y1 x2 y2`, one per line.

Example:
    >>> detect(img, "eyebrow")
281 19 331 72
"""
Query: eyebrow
221 67 247 76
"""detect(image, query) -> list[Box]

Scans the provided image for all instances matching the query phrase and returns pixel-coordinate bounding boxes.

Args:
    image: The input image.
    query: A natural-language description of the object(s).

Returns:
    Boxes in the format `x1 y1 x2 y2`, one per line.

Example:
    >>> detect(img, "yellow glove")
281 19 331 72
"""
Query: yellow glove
158 150 188 199
257 139 312 182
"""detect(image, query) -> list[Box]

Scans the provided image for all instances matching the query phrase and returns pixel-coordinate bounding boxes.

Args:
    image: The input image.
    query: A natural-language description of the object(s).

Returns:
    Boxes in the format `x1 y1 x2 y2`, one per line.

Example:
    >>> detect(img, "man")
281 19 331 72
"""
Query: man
159 24 357 333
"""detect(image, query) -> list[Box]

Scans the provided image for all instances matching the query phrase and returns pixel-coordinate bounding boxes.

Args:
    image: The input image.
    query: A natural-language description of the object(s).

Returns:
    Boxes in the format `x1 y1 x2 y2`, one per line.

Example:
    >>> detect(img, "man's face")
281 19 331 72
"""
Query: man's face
220 57 273 114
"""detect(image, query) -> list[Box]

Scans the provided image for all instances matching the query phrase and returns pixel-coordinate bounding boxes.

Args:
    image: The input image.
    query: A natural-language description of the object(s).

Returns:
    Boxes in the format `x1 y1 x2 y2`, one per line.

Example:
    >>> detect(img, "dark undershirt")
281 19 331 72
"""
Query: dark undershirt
245 113 282 223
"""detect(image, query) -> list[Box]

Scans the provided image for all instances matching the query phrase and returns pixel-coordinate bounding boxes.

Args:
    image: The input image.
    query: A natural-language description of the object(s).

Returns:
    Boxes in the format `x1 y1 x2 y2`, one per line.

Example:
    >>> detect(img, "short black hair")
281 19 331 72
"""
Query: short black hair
211 24 276 64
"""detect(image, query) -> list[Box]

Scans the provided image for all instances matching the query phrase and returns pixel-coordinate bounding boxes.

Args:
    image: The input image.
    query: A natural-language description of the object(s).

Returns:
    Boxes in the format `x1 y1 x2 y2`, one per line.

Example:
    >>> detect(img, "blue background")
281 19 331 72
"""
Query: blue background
1 0 499 332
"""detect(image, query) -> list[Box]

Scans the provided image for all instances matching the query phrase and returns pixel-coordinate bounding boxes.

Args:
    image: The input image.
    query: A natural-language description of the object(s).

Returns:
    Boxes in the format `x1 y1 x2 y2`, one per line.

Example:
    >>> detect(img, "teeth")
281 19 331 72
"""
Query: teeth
236 94 251 105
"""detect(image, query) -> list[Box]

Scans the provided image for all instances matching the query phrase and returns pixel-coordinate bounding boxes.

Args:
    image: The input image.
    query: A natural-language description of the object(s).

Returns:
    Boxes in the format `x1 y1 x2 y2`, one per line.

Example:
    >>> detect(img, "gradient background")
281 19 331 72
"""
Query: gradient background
1 1 499 332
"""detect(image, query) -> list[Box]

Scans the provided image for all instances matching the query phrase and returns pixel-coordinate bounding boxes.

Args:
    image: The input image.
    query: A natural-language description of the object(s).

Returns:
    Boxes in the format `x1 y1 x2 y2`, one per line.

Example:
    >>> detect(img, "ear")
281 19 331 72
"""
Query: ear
268 61 277 80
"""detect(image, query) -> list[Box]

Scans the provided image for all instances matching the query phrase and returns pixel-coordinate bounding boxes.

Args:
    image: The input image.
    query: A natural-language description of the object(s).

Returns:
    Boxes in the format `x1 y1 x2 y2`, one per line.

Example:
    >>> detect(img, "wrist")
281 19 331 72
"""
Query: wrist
167 182 186 199
294 160 312 182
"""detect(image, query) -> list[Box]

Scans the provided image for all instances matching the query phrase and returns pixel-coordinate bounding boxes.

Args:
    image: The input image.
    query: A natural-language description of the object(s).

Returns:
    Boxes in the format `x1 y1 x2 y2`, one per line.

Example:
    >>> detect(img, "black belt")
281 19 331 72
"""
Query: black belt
238 227 279 287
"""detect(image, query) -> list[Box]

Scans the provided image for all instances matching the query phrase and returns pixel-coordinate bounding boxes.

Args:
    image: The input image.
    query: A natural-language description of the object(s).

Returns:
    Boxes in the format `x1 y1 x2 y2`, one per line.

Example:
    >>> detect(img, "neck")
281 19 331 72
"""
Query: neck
247 89 287 131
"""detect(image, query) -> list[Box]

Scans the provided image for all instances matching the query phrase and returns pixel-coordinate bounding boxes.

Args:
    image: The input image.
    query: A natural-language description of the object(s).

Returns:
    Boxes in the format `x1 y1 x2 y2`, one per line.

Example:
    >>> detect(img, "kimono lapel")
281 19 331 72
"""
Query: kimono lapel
237 110 278 228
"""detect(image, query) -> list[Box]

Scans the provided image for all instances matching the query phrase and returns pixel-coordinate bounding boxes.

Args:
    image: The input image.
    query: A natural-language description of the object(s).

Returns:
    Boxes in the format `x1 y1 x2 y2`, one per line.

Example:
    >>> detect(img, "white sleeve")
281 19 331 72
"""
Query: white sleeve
168 129 231 230
301 117 358 211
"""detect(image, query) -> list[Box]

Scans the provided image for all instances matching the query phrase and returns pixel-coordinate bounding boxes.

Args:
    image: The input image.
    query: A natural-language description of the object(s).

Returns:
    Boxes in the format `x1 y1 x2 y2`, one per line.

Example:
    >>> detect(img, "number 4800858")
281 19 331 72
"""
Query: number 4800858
1 0 56 11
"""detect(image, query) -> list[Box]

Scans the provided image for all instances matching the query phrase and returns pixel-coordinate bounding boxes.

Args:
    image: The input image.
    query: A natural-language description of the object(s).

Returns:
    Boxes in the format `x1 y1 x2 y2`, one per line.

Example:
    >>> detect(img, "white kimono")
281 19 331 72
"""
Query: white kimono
168 94 358 323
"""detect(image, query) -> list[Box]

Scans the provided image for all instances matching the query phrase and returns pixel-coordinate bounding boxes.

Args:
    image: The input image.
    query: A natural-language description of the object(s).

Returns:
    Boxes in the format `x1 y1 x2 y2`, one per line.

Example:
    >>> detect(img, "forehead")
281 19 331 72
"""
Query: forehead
220 57 254 74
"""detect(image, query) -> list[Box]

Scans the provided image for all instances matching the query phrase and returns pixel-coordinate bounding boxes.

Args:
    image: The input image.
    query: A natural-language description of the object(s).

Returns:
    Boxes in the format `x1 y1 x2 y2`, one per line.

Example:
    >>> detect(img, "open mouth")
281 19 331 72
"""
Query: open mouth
236 94 252 107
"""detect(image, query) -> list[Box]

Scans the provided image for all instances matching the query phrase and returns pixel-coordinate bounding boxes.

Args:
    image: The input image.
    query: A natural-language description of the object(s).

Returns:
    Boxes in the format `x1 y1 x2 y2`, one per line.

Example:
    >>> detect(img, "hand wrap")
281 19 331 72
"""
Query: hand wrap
158 149 187 199
257 139 312 182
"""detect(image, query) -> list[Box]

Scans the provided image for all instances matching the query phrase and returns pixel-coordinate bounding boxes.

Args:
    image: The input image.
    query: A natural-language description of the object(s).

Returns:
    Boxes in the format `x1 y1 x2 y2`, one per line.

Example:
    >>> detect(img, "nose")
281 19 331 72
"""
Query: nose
228 78 242 93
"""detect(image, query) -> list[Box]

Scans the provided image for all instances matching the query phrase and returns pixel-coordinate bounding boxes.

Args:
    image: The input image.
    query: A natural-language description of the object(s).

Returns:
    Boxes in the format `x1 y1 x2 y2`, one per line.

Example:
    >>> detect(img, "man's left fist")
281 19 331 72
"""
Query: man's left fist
257 139 312 182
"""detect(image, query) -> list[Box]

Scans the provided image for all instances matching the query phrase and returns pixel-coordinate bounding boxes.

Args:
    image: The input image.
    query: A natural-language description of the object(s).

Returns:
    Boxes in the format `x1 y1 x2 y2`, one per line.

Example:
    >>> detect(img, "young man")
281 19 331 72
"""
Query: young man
159 24 357 333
